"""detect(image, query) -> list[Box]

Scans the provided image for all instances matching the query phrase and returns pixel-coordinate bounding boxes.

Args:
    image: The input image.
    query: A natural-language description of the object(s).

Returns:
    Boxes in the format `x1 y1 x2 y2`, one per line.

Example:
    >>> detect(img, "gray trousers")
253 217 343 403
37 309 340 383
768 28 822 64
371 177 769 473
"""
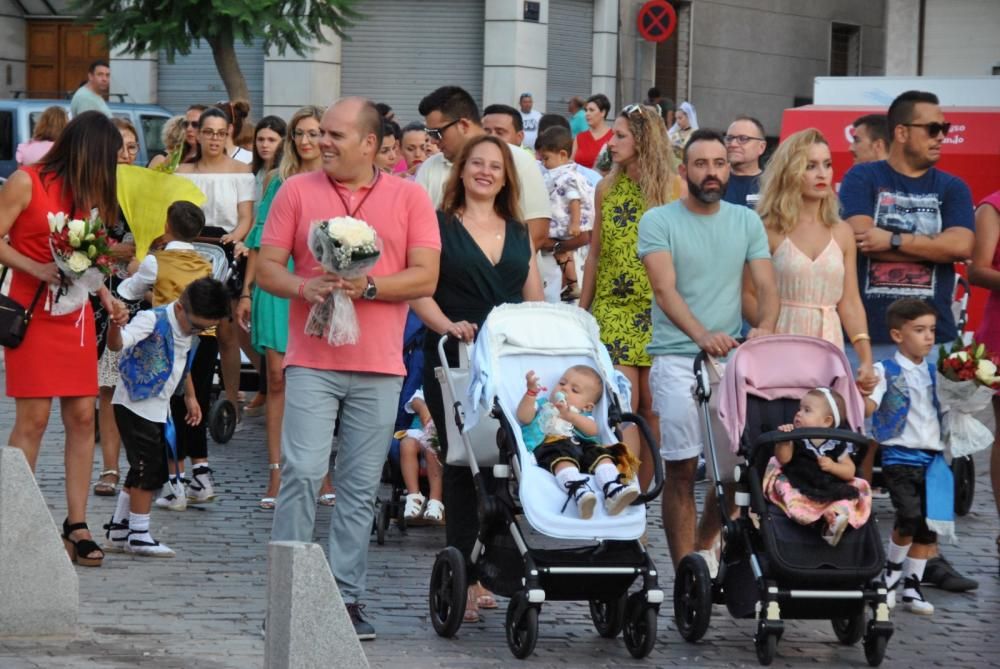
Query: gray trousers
271 366 402 601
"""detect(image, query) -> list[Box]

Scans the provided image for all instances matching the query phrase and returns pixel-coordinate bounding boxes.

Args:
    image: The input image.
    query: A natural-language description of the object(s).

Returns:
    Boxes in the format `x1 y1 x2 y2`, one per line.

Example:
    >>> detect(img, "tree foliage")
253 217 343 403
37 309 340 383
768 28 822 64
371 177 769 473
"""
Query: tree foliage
71 0 361 103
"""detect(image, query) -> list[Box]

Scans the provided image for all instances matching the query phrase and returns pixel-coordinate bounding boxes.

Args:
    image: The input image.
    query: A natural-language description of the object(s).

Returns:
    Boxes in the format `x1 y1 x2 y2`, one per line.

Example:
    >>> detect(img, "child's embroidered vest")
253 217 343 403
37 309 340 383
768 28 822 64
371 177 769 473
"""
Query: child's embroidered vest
118 307 198 402
151 249 211 306
871 358 942 443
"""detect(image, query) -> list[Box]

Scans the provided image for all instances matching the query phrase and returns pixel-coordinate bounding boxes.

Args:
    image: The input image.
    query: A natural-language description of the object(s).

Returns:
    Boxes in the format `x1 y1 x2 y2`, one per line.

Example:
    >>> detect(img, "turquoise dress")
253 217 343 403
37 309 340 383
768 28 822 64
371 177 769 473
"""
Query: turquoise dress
247 176 290 354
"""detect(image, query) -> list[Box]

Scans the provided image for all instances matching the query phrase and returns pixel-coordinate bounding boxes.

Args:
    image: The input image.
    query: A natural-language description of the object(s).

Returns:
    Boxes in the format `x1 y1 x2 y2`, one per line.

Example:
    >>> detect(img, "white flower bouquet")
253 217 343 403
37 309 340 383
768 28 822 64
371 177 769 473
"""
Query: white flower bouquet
47 211 114 316
304 216 381 346
937 339 999 458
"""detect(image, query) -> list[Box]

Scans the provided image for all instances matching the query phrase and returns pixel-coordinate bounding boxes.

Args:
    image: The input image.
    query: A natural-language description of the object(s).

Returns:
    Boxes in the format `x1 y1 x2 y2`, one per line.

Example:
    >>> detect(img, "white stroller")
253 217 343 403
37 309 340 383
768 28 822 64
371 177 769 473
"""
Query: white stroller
428 303 666 659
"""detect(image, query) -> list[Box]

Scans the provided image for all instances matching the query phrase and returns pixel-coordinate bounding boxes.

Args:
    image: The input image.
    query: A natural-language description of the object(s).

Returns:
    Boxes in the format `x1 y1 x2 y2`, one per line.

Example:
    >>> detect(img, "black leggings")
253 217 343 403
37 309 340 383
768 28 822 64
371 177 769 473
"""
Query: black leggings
169 334 218 462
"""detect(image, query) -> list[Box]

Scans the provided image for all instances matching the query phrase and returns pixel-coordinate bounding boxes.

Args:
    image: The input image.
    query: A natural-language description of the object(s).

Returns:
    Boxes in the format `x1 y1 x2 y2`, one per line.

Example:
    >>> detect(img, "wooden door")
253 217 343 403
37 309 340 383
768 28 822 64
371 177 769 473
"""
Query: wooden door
26 21 108 99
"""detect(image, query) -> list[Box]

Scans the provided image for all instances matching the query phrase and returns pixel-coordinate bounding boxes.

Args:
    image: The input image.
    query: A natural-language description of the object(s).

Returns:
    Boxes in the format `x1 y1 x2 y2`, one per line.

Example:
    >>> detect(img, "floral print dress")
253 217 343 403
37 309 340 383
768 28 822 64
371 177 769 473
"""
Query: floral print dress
591 175 653 367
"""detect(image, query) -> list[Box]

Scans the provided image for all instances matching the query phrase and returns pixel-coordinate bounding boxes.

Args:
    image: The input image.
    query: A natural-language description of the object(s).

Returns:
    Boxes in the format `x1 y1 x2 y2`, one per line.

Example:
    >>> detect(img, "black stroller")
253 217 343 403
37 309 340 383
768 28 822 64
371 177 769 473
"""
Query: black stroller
672 335 893 666
428 303 665 659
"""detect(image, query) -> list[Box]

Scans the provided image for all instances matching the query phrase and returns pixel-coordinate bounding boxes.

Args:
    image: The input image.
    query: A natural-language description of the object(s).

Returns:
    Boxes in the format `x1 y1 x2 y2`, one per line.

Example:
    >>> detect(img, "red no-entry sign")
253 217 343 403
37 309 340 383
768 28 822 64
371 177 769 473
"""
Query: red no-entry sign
637 0 677 43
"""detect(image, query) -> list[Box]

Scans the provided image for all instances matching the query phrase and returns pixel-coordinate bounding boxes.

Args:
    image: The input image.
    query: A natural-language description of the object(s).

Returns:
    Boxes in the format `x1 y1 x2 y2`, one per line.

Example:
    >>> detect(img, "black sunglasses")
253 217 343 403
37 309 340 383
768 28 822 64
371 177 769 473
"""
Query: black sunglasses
182 120 200 129
425 119 459 141
902 122 951 138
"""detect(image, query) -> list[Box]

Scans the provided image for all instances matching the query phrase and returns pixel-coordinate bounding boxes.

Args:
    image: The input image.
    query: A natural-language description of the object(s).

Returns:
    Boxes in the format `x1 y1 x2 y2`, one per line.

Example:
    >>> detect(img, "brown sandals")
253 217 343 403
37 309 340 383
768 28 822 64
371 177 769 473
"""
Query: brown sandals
93 469 119 496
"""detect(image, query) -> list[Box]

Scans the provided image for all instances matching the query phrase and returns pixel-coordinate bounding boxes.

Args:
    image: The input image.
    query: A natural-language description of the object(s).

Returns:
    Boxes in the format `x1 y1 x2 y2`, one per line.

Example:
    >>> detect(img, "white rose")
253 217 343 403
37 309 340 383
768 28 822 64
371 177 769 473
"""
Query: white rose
47 212 67 233
974 359 997 385
67 232 82 248
66 251 91 274
67 218 87 239
326 217 375 247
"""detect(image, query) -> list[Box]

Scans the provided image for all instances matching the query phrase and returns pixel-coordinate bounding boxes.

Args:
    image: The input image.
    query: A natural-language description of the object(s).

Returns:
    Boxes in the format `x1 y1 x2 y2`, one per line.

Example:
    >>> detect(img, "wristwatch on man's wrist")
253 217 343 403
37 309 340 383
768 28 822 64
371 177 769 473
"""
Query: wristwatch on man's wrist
890 232 903 250
362 275 377 300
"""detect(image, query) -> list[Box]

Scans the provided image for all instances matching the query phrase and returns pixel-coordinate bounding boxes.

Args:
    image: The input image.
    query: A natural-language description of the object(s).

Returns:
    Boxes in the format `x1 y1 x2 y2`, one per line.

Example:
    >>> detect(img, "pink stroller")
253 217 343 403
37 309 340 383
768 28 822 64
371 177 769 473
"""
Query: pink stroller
671 335 893 667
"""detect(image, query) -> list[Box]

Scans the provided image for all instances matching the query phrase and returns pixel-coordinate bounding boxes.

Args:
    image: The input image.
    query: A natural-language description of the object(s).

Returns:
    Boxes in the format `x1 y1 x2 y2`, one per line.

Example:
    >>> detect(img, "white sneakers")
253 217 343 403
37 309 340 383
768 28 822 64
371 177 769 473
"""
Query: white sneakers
154 480 188 511
423 499 445 523
187 467 217 505
124 531 176 558
901 576 934 615
603 478 641 517
696 548 720 579
103 517 130 553
403 492 425 520
403 492 446 524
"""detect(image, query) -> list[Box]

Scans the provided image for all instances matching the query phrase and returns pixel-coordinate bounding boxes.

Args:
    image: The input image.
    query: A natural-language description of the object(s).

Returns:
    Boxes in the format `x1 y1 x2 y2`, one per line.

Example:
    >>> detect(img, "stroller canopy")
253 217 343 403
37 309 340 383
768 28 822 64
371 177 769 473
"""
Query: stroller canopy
466 302 630 429
717 335 866 452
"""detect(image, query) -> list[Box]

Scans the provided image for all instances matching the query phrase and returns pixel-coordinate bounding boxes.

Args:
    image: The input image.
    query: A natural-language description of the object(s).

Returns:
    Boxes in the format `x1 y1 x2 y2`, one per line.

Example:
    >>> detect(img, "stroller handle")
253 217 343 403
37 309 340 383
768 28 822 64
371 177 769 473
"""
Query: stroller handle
753 427 871 450
692 338 745 402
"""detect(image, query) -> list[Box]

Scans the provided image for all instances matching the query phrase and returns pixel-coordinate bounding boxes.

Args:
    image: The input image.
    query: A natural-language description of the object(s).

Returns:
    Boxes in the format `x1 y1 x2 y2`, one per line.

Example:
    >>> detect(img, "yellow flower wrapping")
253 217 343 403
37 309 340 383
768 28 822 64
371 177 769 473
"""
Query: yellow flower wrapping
116 164 207 258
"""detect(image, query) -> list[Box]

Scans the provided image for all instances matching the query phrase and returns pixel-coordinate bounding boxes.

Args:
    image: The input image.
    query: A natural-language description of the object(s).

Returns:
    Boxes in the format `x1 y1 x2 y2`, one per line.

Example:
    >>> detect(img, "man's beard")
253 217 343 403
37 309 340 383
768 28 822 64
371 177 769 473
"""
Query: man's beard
687 176 728 204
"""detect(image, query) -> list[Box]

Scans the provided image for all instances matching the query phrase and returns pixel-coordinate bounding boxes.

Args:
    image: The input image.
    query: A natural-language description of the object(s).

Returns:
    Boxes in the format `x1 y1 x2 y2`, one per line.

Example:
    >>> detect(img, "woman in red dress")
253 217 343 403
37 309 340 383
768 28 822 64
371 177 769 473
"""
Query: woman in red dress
571 93 613 170
0 111 124 567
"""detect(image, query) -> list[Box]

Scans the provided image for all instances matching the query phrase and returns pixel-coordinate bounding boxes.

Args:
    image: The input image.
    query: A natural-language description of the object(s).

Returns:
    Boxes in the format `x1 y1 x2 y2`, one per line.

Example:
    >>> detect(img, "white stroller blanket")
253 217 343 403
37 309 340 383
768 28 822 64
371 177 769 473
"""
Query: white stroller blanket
468 303 646 542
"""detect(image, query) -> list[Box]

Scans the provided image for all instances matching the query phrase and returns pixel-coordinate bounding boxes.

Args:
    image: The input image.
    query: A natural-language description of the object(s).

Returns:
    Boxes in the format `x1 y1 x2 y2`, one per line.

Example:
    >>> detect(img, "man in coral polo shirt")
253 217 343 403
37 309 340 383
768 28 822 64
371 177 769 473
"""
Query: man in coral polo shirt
258 97 441 640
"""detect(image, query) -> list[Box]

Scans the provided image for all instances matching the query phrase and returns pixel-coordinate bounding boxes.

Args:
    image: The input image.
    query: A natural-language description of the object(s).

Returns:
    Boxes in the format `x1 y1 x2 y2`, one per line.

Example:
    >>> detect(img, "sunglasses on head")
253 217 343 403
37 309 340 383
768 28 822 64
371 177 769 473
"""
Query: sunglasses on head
902 122 951 138
622 103 660 118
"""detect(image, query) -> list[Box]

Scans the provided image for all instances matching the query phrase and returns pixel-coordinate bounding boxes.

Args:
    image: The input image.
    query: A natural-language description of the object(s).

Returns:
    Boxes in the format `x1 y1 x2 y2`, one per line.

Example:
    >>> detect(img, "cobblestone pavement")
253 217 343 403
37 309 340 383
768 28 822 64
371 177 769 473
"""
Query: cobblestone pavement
1 381 998 669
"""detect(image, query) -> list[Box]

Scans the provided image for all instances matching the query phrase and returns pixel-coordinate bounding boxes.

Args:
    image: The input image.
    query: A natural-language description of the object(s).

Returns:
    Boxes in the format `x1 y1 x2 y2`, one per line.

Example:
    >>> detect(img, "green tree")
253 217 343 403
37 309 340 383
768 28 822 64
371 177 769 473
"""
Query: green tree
71 0 360 104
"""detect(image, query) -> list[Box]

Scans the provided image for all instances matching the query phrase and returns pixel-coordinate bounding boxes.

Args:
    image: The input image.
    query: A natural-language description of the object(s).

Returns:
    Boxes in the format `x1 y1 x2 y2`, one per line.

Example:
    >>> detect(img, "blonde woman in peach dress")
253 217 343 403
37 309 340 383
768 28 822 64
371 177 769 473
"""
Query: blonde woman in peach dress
743 129 877 393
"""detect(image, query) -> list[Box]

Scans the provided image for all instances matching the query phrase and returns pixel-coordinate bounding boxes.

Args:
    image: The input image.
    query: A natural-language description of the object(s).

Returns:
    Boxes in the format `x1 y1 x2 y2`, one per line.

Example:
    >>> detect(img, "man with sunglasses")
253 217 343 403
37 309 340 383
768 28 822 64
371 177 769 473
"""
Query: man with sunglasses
841 90 978 595
416 86 551 249
721 116 767 209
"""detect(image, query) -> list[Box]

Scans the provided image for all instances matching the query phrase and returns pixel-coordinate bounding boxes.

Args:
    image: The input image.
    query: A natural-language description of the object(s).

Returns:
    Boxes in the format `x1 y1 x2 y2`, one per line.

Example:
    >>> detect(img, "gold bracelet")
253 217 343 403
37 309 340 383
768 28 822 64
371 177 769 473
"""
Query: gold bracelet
850 333 871 345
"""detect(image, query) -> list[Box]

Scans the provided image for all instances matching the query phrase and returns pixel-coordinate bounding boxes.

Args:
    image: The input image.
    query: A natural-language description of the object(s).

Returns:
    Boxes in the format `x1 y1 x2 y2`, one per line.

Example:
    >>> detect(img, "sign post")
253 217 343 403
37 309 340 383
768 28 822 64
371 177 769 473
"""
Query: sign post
637 0 677 43
634 0 677 102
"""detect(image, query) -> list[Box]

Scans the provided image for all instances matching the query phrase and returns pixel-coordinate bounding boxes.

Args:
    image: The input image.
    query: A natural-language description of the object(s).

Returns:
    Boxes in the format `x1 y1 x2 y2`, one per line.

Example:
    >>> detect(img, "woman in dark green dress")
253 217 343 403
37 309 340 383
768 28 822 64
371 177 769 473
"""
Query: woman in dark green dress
412 135 543 624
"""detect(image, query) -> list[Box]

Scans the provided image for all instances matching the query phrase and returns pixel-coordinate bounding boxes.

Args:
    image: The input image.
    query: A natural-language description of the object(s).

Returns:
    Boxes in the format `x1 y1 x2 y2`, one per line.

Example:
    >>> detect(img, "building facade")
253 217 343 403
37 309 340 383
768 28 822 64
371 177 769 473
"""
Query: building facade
3 1 996 137
0 0 623 126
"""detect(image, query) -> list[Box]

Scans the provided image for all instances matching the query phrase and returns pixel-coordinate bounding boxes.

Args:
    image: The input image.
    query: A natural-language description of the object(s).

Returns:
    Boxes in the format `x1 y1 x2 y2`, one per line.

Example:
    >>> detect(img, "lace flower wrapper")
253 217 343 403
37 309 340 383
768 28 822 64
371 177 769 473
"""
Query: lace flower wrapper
304 217 381 346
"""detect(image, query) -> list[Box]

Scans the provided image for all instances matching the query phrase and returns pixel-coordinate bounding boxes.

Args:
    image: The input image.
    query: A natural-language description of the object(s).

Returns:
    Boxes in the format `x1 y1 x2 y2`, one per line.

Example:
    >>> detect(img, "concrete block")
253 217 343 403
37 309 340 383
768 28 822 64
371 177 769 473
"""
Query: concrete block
0 447 78 637
265 541 368 669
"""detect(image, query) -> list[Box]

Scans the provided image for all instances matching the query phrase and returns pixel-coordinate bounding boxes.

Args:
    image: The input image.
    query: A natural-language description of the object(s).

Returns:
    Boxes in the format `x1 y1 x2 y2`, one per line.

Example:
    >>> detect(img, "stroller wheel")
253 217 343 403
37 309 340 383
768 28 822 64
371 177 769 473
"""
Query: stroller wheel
831 607 865 645
208 398 237 444
622 592 657 659
673 553 713 642
505 593 539 659
589 593 627 638
952 456 975 516
754 621 778 666
863 620 889 667
376 502 389 545
429 547 467 638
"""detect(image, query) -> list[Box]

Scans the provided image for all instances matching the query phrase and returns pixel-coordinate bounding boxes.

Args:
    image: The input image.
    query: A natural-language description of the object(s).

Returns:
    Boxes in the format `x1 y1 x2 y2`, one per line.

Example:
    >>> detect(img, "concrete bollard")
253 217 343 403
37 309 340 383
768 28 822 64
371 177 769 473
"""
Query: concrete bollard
265 541 369 669
0 446 78 636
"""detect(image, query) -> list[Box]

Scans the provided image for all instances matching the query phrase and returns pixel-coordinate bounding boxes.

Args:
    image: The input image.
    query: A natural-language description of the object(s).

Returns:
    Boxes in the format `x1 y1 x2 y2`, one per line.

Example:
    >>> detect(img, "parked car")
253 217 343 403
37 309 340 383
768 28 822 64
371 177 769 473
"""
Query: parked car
0 98 172 179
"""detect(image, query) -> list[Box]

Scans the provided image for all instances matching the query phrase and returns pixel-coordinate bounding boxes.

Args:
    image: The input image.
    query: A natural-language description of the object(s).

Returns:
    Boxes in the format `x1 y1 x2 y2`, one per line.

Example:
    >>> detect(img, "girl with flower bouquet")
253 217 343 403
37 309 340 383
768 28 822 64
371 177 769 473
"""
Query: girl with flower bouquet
0 111 128 569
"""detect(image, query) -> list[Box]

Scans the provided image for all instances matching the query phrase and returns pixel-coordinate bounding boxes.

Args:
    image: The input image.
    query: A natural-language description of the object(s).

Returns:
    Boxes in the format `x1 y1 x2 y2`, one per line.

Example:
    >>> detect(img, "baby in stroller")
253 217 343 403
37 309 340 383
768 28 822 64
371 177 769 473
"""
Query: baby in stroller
516 365 640 519
764 387 873 547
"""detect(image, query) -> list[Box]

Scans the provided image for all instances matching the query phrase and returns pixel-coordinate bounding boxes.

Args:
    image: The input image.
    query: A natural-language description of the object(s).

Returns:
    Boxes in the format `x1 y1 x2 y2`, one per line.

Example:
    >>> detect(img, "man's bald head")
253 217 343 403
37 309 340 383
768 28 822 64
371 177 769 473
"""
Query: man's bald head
330 96 384 146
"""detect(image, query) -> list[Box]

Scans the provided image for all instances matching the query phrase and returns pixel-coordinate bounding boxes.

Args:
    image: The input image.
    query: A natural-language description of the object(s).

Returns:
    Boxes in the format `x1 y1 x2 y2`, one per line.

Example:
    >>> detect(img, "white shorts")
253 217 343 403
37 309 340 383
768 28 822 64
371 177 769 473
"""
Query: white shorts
650 354 738 482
